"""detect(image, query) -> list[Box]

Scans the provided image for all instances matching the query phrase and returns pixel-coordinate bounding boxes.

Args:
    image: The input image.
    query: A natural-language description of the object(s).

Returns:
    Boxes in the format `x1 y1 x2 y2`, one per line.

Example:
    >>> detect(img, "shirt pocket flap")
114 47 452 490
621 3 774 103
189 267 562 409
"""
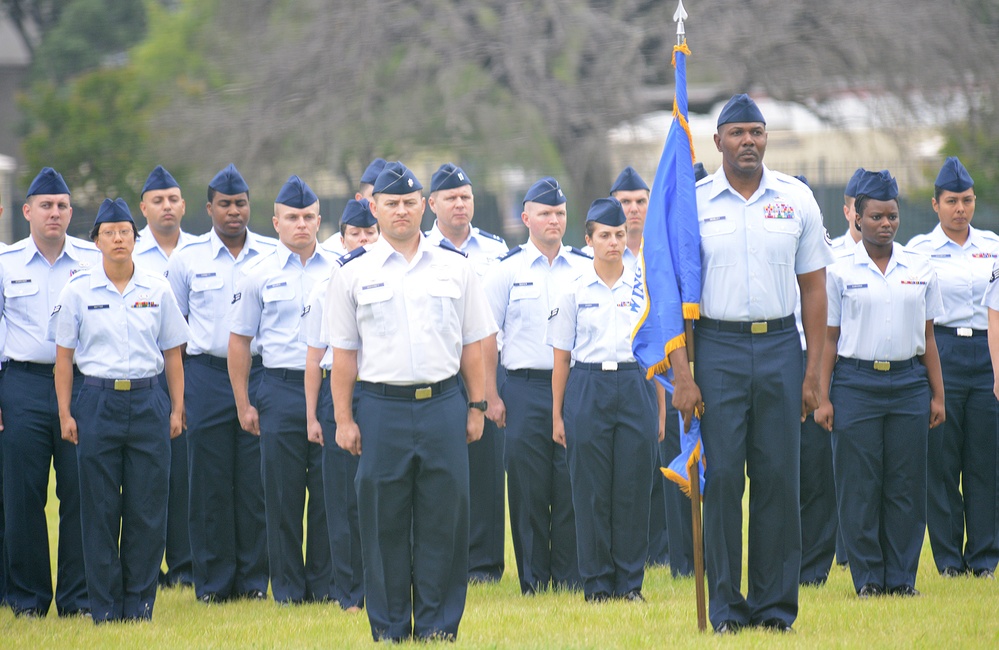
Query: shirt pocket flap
4 279 39 298
357 284 393 305
262 282 295 303
510 282 540 301
428 280 461 299
191 273 224 292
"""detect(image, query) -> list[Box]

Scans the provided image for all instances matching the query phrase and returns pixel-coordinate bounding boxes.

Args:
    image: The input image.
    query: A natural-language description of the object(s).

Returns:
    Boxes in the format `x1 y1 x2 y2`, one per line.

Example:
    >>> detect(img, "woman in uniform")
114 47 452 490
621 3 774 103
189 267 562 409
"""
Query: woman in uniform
909 157 999 580
52 198 190 623
548 197 659 603
814 170 945 598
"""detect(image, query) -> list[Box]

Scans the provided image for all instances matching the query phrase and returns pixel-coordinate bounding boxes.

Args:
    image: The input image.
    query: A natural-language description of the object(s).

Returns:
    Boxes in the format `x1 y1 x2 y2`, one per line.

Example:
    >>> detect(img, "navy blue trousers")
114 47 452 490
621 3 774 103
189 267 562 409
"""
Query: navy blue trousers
465 366 506 582
0 364 87 615
318 376 364 610
647 446 670 567
501 371 580 594
257 370 331 603
563 366 657 597
76 380 170 623
695 326 802 628
185 356 268 600
355 384 469 642
799 352 838 585
660 399 695 577
927 332 999 573
831 359 929 592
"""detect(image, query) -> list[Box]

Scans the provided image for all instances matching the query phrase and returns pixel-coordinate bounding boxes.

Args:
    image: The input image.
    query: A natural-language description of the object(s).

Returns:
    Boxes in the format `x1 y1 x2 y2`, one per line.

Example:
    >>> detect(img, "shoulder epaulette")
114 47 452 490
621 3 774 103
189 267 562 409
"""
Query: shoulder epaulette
0 240 28 255
475 228 506 244
336 246 368 267
569 247 593 259
438 239 468 257
498 245 523 262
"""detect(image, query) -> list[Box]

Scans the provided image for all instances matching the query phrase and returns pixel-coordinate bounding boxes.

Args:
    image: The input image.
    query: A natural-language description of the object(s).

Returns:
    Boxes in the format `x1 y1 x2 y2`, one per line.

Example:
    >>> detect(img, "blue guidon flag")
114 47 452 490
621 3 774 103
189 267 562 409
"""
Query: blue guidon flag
630 39 705 498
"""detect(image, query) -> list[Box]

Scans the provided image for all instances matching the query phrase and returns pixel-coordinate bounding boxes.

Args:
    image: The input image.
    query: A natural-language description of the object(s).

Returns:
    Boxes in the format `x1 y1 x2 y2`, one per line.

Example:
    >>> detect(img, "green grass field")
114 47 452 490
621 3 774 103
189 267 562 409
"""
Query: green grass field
2 473 997 648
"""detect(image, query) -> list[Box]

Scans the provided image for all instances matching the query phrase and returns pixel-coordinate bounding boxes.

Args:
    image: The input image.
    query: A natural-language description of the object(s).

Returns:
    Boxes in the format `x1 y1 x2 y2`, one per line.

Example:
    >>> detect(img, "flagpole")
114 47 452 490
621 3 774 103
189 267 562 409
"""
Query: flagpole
673 0 707 633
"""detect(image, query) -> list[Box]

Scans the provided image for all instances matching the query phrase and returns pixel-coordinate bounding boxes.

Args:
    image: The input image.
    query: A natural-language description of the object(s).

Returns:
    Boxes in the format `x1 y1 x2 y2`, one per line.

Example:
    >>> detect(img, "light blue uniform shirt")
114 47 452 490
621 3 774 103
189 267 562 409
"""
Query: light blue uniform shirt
696 166 833 321
483 240 592 370
830 232 860 259
229 242 336 370
0 236 101 363
545 265 638 364
906 224 999 330
300 275 333 370
581 245 639 280
49 264 191 378
327 236 497 385
827 242 944 361
166 228 277 357
425 222 509 278
132 225 196 277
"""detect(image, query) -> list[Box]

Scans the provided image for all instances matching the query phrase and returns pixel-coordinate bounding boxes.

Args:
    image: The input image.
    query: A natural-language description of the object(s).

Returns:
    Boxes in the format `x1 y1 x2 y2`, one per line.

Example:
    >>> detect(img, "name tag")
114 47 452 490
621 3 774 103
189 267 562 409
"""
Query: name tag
88 304 110 310
195 272 217 278
361 282 384 291
931 254 951 258
10 278 31 285
513 281 534 287
846 284 868 289
265 281 287 290
702 216 726 223
578 303 599 309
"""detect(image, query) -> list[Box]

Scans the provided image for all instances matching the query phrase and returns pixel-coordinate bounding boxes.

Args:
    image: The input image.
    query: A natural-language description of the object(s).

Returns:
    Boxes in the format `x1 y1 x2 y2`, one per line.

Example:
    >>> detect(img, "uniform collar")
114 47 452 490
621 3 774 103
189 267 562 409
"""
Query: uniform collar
927 223 983 250
580 263 633 291
274 240 326 268
89 261 156 292
362 234 435 267
24 234 85 266
522 238 571 266
706 163 776 203
853 240 909 274
208 227 267 260
134 225 192 257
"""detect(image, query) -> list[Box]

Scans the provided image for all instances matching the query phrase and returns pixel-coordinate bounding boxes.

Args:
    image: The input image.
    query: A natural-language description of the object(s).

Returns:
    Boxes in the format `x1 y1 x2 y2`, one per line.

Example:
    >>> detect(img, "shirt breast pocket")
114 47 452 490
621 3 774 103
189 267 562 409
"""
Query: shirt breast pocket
190 273 225 316
509 281 542 327
262 282 296 322
356 284 397 336
699 218 737 268
4 279 40 322
428 280 461 334
762 218 801 266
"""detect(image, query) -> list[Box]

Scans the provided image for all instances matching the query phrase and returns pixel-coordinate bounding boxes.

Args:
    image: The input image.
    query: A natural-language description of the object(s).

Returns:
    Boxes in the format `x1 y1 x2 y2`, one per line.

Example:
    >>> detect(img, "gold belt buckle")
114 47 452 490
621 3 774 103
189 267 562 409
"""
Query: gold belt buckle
872 361 891 372
114 379 132 391
414 386 433 400
750 321 768 334
956 327 973 338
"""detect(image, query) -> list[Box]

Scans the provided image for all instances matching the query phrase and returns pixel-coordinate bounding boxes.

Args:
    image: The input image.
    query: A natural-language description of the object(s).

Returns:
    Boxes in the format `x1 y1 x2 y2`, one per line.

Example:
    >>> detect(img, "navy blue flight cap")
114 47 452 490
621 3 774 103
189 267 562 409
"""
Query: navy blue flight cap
373 162 423 195
275 175 319 208
93 198 135 227
341 198 377 228
209 164 249 196
586 197 626 227
717 93 766 127
141 165 180 197
844 167 867 198
523 177 566 206
693 162 708 181
430 163 471 193
26 167 71 197
935 156 974 193
609 166 649 194
855 169 898 201
360 158 387 185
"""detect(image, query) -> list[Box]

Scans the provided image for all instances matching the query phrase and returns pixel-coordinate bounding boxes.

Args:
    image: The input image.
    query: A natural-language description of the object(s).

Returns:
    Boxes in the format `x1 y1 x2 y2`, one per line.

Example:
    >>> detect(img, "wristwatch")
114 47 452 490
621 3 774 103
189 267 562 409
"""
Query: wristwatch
468 400 488 412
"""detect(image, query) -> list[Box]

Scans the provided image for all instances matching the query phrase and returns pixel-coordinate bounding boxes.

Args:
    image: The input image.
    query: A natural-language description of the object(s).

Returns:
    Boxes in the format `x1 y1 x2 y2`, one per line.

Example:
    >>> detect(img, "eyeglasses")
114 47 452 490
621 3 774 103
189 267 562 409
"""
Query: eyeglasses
98 228 134 239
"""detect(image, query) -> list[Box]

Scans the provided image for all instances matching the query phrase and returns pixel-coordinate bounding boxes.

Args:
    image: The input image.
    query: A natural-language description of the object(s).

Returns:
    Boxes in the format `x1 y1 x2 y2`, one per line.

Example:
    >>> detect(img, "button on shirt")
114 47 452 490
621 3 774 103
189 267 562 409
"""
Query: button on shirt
827 242 944 361
484 240 592 370
907 224 999 330
229 242 336 370
425 222 509 278
545 265 638 364
49 265 191 378
697 166 832 321
0 236 101 363
327 236 496 385
133 226 197 277
166 229 277 357
300 275 333 370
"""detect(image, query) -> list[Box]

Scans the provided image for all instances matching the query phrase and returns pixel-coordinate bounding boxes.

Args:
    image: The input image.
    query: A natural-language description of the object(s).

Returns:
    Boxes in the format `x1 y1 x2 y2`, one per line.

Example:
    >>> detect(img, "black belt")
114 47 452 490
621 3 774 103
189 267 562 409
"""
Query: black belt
698 314 796 334
839 357 918 372
188 354 263 370
84 376 157 391
933 325 986 338
6 360 82 377
573 361 640 372
357 375 459 400
265 367 305 381
506 368 553 380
